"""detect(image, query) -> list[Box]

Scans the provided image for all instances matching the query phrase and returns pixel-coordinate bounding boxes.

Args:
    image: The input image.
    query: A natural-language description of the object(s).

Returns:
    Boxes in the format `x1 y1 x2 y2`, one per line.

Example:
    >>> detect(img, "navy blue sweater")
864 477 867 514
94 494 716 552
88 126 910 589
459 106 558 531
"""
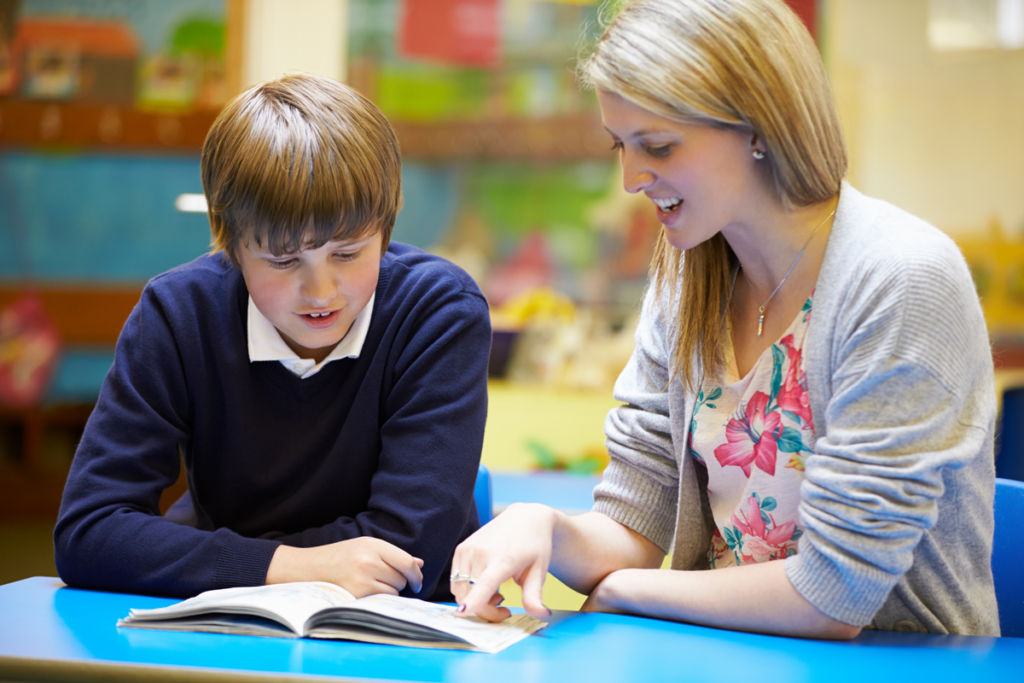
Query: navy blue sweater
54 243 491 600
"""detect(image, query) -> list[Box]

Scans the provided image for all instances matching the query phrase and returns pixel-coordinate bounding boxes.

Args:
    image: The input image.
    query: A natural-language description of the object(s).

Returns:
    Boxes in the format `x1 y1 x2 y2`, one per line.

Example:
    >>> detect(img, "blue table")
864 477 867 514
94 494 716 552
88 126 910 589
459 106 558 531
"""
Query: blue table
1 577 1020 683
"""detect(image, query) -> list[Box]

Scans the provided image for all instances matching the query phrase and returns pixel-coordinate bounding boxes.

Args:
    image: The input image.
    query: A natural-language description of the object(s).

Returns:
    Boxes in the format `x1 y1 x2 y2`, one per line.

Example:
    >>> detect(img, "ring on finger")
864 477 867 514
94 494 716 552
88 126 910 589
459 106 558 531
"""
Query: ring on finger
450 571 477 585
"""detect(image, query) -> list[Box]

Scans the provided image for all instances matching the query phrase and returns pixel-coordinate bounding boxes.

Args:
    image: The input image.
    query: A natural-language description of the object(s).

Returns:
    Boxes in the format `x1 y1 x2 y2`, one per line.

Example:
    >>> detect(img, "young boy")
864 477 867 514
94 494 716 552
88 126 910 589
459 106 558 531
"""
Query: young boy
53 73 492 601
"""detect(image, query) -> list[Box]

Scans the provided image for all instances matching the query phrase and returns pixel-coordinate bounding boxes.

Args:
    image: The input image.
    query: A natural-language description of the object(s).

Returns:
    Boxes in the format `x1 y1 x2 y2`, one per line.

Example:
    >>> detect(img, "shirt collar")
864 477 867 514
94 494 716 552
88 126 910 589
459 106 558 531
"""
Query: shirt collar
247 292 375 379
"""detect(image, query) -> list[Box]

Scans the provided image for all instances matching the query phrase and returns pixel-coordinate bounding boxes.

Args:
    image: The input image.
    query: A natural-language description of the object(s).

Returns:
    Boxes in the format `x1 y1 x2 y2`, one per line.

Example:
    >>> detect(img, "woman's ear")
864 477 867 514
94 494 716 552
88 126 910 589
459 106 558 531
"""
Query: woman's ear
750 133 766 160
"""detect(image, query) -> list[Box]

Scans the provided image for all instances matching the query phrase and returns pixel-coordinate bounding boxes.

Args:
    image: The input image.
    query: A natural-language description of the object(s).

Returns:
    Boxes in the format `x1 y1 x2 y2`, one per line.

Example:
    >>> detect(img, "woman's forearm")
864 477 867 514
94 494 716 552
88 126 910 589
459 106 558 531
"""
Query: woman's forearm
549 510 665 594
584 559 861 640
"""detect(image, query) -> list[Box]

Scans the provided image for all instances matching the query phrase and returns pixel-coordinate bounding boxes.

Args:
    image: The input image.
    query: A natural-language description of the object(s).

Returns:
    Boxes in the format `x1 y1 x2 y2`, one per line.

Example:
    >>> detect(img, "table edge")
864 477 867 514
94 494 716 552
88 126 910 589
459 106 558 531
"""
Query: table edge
0 655 397 683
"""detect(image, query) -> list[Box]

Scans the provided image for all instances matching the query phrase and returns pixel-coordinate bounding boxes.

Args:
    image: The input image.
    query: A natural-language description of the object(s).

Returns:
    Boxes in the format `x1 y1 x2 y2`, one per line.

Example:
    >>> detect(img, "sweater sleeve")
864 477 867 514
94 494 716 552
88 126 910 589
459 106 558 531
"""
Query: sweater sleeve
594 284 681 552
54 278 281 598
786 238 995 626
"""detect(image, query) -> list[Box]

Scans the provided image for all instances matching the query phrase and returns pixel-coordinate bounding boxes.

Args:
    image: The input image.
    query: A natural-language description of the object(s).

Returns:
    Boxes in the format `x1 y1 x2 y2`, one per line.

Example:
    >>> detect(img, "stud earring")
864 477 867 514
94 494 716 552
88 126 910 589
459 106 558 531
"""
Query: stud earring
752 149 765 160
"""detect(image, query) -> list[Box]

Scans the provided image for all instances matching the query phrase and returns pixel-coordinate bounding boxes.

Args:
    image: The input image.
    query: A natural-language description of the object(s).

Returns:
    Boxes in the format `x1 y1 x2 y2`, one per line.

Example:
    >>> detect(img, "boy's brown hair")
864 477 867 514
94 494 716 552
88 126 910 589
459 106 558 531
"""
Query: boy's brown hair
202 72 403 266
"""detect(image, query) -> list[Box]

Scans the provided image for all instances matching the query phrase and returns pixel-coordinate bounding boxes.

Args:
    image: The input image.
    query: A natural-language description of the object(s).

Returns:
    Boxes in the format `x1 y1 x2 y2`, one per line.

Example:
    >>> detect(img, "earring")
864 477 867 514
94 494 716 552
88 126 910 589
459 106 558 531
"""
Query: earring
752 149 765 160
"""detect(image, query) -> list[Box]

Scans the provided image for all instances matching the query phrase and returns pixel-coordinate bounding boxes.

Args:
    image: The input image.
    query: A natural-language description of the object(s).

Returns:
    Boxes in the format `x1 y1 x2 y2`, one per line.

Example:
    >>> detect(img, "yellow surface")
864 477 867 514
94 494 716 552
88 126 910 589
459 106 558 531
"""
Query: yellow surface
499 575 588 612
497 556 674 612
956 231 1024 338
481 380 622 473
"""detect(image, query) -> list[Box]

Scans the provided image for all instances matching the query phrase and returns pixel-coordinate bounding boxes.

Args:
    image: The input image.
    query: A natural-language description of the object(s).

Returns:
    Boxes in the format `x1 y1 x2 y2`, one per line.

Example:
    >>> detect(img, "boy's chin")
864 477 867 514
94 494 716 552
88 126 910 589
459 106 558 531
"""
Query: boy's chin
281 328 348 363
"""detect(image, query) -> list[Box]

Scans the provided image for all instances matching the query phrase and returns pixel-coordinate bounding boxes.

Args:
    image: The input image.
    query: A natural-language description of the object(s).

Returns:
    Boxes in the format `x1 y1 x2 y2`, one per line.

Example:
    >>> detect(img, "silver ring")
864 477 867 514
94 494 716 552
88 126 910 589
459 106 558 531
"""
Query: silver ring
450 571 476 585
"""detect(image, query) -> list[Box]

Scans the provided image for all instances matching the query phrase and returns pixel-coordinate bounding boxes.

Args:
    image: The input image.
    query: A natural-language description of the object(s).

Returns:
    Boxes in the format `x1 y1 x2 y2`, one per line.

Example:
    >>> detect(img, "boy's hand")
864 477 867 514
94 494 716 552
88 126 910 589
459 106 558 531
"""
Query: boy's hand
267 537 424 597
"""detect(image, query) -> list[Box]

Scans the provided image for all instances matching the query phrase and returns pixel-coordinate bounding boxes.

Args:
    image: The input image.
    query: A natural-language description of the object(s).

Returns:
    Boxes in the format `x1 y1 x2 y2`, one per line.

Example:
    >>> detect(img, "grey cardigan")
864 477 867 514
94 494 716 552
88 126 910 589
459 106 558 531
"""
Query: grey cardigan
594 183 999 635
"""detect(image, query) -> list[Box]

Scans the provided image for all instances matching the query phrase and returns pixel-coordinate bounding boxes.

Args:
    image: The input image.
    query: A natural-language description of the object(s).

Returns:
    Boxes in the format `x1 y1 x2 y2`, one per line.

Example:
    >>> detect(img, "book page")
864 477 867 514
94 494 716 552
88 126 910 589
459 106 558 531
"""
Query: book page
122 582 355 635
308 594 546 654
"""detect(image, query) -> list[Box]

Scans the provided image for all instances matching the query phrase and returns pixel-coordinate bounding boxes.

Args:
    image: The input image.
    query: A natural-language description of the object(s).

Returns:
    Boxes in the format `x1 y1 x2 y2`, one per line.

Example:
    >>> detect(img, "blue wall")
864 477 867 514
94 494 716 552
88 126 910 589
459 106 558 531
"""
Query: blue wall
0 152 458 282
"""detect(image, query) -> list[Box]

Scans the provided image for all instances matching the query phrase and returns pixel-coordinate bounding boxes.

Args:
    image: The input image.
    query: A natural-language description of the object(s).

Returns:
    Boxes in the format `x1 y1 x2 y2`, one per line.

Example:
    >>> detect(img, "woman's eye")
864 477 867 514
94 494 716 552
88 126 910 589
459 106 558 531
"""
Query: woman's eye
609 140 624 152
644 144 672 158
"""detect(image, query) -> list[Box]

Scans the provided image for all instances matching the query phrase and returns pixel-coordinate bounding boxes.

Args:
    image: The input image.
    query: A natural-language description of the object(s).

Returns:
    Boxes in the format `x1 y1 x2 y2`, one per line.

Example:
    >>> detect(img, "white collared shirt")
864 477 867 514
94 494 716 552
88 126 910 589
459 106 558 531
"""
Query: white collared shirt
246 293 375 379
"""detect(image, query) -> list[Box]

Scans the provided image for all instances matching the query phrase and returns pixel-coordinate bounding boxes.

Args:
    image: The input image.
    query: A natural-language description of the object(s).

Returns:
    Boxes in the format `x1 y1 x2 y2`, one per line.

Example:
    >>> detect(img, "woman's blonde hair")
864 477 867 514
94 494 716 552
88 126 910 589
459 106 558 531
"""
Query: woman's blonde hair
202 73 403 267
582 0 847 391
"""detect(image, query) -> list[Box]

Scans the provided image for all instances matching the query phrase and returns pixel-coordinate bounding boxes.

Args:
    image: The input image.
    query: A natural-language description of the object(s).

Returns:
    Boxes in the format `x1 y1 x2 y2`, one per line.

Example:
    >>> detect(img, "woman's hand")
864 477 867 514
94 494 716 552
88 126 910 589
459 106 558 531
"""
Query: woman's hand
266 537 424 598
451 502 560 622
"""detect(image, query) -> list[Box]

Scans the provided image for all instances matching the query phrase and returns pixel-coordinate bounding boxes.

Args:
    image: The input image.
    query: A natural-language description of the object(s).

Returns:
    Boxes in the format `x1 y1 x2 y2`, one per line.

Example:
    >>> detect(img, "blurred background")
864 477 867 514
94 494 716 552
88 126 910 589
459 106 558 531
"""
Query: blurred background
1 0 1023 607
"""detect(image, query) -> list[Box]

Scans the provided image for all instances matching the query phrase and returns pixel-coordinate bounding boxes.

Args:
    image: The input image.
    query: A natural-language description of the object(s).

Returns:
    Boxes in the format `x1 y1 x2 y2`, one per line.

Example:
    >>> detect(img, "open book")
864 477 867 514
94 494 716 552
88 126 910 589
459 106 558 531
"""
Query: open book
118 581 546 654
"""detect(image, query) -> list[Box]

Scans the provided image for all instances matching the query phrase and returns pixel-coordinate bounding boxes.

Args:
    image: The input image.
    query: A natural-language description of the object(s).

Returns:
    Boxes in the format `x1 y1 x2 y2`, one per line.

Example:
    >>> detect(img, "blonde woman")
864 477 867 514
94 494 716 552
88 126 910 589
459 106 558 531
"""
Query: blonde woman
452 0 998 638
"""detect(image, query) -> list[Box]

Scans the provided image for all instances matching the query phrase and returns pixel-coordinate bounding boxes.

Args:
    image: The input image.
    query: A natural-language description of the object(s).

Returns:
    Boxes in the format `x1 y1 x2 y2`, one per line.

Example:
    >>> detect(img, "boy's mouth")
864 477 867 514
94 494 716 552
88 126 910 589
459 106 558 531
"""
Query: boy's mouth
300 309 340 328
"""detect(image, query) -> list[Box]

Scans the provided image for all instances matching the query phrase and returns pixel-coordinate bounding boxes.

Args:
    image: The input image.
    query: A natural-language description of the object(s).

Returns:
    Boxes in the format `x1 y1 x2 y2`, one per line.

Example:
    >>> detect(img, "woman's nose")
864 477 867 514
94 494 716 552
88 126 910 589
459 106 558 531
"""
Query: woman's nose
621 151 654 194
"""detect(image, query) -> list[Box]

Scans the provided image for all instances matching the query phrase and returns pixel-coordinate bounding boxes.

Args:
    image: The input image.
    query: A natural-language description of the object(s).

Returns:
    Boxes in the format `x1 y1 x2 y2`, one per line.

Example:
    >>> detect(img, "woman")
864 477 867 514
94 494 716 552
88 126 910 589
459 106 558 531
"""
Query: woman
453 0 998 638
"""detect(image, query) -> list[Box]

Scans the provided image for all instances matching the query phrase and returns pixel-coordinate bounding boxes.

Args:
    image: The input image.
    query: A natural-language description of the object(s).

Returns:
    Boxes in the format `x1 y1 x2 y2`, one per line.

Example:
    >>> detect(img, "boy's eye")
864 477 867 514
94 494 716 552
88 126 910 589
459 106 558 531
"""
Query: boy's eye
334 250 360 261
268 258 297 269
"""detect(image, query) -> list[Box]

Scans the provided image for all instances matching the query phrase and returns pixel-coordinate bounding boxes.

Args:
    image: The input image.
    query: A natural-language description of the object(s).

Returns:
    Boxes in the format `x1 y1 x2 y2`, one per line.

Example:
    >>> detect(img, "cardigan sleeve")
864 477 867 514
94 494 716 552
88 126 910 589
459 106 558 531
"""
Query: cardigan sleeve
785 236 995 627
594 284 681 552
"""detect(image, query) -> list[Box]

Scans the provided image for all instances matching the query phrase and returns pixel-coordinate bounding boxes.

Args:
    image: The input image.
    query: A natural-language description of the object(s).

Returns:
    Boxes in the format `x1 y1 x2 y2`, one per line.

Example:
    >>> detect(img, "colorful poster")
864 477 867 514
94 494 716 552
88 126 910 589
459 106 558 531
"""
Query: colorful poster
785 0 817 40
0 0 226 109
0 293 60 408
398 0 500 67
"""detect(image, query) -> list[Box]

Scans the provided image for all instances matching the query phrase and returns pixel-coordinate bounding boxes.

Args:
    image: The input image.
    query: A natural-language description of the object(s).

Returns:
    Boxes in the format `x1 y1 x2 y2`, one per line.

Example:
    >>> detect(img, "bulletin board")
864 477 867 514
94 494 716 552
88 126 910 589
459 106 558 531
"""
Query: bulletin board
0 0 241 150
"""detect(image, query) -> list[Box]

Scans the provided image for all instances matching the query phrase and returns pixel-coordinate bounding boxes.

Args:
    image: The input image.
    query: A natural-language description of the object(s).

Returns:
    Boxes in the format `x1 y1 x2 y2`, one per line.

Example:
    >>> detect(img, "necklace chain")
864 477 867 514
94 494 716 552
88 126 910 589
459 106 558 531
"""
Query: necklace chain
746 208 836 337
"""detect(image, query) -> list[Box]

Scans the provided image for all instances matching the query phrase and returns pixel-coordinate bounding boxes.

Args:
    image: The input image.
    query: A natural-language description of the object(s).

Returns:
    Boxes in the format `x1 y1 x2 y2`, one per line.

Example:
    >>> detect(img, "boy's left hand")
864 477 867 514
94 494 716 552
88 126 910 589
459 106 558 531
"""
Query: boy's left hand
266 537 424 597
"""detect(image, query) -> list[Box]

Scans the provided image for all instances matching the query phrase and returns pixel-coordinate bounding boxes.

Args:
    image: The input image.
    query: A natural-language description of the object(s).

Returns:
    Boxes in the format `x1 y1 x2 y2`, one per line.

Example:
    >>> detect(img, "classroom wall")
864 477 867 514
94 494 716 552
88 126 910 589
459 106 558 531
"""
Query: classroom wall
243 0 347 87
826 0 1024 238
0 152 458 282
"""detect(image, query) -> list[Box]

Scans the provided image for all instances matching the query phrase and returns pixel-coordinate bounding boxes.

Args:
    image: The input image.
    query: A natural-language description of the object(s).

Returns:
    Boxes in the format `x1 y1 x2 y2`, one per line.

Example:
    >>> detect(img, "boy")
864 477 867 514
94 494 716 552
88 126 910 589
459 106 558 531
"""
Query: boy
53 74 491 601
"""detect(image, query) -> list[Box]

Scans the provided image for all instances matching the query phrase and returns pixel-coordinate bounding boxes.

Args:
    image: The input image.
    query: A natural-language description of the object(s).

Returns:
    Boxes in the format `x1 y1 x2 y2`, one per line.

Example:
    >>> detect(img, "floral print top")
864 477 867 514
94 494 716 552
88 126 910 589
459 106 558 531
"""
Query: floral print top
689 295 816 569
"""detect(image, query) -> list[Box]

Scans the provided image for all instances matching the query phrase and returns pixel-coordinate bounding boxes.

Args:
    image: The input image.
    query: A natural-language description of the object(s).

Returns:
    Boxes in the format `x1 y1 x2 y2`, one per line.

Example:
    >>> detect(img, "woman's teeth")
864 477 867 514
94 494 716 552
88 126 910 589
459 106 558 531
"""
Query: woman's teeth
653 197 682 212
309 312 327 318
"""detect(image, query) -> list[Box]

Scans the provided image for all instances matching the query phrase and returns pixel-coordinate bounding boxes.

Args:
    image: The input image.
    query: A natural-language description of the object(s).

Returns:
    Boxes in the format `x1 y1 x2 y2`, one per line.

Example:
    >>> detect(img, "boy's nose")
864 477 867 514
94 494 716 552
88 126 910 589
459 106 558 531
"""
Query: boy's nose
300 267 337 305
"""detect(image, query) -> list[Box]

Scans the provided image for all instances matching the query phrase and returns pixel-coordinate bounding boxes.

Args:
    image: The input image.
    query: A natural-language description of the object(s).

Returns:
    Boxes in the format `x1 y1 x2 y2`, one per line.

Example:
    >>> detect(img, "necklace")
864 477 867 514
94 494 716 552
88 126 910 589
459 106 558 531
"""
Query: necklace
746 208 836 337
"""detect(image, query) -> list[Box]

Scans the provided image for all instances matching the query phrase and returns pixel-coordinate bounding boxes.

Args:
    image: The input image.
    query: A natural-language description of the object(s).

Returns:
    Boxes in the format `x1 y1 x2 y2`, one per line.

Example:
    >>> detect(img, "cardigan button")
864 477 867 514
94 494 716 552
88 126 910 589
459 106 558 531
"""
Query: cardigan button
894 620 919 632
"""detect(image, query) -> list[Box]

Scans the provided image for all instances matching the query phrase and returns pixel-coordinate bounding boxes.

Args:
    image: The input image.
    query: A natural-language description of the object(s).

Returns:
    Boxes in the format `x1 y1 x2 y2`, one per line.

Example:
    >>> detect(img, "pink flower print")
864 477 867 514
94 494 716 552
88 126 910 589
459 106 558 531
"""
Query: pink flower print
731 495 799 563
776 334 813 430
714 391 781 477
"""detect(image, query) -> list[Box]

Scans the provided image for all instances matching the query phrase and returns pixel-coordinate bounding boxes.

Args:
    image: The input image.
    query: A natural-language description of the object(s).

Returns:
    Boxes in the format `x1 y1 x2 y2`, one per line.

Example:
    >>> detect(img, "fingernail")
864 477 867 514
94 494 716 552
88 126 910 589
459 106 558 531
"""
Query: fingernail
457 604 466 613
496 598 505 607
